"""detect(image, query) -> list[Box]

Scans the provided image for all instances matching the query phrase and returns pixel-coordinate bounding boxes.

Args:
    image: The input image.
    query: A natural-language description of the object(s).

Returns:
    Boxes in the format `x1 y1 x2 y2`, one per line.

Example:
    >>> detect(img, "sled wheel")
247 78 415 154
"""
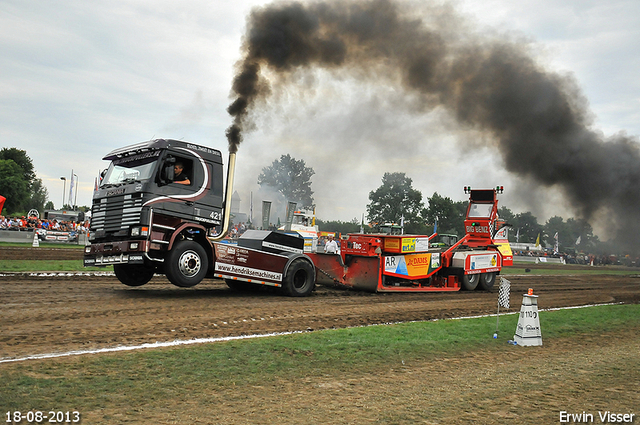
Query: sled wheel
114 264 155 287
282 258 315 297
478 272 496 291
461 273 479 291
165 240 208 288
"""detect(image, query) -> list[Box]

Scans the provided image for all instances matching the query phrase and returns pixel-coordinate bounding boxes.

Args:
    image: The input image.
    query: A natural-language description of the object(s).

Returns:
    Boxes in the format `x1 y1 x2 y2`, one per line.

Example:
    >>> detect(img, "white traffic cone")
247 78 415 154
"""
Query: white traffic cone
513 288 542 346
32 232 40 247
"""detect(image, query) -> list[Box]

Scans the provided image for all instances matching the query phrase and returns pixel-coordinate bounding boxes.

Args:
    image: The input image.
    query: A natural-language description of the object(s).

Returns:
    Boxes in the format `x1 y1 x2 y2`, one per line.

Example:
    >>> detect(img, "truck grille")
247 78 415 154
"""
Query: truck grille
91 194 143 234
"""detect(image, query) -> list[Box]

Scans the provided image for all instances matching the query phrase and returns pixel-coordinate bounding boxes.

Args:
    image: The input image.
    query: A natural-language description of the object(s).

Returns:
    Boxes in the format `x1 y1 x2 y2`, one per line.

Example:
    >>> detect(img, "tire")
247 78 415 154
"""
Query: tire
165 240 208 288
114 264 155 287
461 273 479 291
282 258 315 297
478 272 496 291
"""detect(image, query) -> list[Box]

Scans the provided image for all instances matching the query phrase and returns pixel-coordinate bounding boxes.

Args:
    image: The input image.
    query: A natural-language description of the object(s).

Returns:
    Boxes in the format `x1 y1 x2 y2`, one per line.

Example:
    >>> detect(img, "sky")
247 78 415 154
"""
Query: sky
1 0 639 233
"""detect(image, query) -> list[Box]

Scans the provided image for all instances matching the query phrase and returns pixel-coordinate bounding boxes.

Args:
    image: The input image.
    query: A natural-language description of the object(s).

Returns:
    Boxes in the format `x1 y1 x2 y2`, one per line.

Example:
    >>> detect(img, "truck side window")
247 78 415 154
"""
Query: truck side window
172 158 192 186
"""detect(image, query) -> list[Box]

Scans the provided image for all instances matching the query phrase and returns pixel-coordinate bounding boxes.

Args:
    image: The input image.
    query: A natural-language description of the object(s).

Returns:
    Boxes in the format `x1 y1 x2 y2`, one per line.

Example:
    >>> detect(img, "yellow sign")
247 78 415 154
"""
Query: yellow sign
496 242 512 257
384 238 400 250
384 252 440 277
405 253 432 275
401 238 416 253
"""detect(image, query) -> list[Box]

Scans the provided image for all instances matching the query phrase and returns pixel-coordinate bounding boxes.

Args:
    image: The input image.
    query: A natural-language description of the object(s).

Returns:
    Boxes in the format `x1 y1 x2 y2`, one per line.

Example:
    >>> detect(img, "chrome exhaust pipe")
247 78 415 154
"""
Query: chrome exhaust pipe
209 151 236 241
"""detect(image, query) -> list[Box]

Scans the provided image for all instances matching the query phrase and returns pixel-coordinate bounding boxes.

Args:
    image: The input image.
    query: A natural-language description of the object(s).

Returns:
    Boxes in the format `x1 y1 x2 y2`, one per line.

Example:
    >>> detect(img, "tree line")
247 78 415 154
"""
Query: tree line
0 148 50 215
2 149 604 255
258 157 603 254
361 171 600 253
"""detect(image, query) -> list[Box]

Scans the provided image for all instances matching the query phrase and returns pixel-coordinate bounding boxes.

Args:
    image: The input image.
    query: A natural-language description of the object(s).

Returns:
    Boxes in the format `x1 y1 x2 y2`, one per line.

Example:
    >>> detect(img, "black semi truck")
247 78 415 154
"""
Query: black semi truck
84 139 316 296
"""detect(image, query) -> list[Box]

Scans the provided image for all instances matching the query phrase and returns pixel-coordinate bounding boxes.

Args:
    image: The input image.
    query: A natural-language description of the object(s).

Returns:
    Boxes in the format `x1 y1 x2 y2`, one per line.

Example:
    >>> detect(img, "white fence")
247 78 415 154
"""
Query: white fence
0 229 87 245
514 255 565 264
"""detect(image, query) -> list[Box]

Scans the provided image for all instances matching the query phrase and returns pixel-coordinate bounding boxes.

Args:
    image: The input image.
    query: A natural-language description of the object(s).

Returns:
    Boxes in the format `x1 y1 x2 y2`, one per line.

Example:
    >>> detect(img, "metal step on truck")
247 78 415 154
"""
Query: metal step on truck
84 138 512 296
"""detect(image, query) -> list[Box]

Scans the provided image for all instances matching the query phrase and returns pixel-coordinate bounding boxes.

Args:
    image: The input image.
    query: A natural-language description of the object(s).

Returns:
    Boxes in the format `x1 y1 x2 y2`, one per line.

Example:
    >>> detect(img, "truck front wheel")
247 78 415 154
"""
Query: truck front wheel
165 240 208 288
114 264 155 287
461 273 479 291
282 258 315 297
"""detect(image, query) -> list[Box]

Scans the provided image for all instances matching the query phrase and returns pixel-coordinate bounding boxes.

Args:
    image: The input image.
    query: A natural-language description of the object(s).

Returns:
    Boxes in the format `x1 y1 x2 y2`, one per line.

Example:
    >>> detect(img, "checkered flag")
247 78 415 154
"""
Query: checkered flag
498 277 510 309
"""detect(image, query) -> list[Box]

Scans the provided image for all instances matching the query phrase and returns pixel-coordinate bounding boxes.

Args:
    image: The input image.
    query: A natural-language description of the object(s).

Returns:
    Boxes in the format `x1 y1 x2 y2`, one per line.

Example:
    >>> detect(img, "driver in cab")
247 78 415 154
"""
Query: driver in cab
173 161 190 185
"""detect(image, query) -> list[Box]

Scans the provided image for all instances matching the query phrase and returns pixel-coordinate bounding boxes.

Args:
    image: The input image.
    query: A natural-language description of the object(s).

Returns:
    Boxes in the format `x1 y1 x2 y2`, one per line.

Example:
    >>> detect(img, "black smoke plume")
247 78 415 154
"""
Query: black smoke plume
226 0 640 251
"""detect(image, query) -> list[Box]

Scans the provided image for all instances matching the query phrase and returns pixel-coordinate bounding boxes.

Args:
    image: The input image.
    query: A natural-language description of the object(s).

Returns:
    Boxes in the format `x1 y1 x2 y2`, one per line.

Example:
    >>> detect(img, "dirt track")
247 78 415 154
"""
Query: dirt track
2 247 640 424
1 247 639 360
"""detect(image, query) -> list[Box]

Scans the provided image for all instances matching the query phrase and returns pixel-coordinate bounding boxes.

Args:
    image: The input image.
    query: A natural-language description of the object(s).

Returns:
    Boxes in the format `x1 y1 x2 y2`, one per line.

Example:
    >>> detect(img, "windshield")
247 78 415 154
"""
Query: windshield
101 150 161 187
292 215 311 226
467 202 493 218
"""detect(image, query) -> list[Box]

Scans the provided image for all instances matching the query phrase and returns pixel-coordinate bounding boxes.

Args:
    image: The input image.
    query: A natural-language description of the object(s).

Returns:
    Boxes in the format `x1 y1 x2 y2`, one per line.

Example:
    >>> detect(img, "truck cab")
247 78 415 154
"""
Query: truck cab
378 223 402 235
279 209 319 253
430 234 459 248
84 139 226 286
84 139 317 297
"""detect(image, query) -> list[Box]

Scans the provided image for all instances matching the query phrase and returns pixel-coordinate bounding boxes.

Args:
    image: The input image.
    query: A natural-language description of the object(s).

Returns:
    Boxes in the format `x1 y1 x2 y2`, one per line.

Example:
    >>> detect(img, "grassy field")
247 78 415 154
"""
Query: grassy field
503 264 640 276
1 304 638 423
0 241 85 249
0 242 110 272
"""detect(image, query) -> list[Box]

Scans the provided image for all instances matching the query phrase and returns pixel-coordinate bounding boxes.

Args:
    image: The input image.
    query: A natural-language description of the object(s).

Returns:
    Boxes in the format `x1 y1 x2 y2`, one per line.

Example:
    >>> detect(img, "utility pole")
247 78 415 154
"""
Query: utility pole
73 173 78 210
60 177 66 209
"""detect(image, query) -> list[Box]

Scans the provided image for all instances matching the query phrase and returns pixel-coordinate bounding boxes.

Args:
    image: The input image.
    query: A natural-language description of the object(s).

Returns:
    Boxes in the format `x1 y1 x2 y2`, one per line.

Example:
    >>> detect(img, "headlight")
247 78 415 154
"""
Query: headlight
130 226 149 237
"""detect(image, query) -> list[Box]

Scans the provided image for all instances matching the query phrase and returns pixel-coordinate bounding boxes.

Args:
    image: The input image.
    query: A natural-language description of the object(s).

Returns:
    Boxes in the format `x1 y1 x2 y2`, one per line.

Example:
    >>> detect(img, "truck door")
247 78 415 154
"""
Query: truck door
192 160 224 228
149 152 203 220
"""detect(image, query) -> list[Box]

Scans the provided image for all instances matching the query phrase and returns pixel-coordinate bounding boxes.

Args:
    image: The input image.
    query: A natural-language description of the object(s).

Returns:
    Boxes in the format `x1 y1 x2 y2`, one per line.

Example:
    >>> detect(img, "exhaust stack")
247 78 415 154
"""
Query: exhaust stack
209 151 237 241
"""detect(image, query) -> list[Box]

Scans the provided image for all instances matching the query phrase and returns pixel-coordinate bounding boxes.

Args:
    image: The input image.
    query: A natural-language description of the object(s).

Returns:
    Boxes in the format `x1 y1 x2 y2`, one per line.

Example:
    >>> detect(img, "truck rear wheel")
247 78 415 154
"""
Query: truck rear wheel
282 258 315 297
165 240 208 288
461 273 479 291
114 264 155 287
478 272 496 291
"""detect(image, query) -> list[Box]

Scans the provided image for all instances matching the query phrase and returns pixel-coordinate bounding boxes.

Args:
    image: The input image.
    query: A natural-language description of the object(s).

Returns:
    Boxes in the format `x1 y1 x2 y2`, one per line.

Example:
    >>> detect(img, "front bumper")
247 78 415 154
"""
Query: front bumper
84 240 149 267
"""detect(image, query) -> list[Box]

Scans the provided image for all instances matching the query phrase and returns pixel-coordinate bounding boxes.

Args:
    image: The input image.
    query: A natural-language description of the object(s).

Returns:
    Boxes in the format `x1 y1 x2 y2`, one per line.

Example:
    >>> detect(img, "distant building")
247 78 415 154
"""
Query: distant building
230 191 247 224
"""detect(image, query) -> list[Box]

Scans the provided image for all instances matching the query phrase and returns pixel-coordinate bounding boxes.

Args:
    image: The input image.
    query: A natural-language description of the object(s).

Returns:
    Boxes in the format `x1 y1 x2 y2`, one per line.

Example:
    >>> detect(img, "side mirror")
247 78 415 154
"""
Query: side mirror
99 169 107 186
164 164 175 181
158 157 176 186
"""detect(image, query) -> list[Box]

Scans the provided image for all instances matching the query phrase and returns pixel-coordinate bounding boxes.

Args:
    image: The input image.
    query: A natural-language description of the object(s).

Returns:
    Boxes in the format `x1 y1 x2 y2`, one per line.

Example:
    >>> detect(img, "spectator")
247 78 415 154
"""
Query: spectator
324 235 339 254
